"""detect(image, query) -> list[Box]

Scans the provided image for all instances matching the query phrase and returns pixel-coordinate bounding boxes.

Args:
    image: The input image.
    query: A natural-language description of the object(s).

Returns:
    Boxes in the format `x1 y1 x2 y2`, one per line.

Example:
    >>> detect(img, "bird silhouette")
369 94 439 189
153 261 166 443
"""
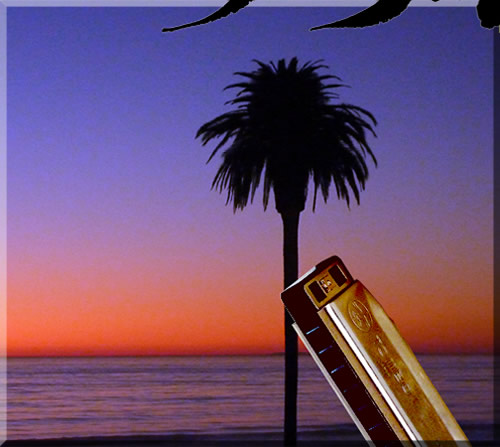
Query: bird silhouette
162 0 254 32
310 0 412 30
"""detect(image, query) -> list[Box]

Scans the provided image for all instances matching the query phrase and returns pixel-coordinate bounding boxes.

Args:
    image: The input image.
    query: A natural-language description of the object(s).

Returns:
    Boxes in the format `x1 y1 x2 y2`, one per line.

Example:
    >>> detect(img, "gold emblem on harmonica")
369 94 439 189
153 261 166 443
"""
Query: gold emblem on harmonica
348 299 373 332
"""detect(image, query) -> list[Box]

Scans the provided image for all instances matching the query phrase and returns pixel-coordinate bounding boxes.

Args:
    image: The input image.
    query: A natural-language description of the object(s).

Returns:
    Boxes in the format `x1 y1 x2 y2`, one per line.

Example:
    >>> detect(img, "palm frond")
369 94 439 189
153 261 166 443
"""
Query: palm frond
196 57 378 214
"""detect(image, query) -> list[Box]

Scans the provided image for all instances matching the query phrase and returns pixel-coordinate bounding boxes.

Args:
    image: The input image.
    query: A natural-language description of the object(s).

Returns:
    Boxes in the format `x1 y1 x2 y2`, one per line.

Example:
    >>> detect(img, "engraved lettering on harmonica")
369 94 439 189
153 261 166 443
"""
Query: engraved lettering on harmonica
375 334 411 395
348 298 412 396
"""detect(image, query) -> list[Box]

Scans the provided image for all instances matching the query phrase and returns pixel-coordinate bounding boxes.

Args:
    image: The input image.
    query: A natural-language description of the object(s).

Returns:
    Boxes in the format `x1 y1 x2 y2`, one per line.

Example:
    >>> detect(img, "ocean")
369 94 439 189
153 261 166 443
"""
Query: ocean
6 354 493 442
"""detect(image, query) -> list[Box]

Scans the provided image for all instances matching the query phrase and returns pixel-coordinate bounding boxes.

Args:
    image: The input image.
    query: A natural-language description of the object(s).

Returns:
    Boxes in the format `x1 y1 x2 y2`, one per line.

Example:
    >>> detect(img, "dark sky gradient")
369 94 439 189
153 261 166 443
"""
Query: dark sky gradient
7 7 493 355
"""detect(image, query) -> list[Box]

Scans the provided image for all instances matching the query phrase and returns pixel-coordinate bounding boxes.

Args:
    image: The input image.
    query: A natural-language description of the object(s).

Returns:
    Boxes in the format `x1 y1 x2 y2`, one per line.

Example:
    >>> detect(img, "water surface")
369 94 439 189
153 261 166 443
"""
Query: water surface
7 354 493 441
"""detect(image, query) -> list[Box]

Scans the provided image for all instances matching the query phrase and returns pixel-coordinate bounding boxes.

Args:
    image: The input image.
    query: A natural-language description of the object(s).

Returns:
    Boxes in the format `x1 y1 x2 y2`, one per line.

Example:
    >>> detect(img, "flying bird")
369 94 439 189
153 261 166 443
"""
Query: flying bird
162 0 254 32
310 0 413 30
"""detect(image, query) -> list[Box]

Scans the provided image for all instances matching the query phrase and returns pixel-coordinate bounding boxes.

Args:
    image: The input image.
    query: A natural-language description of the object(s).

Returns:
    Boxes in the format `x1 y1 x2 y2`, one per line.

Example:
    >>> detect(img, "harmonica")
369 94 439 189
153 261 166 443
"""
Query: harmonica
281 255 470 446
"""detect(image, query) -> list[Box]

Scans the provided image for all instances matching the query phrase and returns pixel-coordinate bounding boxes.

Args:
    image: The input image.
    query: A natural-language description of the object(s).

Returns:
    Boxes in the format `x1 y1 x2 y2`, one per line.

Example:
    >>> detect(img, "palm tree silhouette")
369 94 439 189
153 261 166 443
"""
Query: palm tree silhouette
196 57 377 445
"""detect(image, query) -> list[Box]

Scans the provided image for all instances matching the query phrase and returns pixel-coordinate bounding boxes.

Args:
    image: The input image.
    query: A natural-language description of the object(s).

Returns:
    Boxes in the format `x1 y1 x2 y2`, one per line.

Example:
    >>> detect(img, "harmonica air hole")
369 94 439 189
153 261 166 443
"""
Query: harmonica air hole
328 264 347 286
318 345 333 355
356 403 369 412
368 422 384 432
343 382 361 394
309 281 327 300
306 326 320 335
330 364 345 374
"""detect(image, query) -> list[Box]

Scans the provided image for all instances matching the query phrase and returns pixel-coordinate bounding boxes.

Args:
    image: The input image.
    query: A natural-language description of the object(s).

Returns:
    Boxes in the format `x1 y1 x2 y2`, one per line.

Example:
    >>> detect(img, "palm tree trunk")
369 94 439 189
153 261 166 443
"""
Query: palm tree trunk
281 210 300 446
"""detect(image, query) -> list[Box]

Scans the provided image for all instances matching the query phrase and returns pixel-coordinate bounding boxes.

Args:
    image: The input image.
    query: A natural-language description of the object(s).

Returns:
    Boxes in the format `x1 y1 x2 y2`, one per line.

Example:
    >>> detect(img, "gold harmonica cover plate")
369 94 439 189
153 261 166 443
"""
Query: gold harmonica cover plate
322 280 469 444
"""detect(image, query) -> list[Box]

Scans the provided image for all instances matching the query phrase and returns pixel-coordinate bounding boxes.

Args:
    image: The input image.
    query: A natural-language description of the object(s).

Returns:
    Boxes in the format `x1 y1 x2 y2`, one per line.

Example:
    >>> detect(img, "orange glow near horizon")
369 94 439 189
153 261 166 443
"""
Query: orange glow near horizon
7 240 493 357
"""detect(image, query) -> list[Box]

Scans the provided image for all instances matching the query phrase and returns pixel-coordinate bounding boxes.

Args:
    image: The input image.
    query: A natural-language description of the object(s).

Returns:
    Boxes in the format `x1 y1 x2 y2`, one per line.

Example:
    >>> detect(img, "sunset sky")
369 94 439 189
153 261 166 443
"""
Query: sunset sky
7 6 493 357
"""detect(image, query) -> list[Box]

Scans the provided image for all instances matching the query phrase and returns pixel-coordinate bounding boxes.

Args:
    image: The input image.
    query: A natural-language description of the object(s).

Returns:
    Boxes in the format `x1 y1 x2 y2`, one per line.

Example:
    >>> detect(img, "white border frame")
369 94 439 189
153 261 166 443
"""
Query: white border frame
0 1 487 445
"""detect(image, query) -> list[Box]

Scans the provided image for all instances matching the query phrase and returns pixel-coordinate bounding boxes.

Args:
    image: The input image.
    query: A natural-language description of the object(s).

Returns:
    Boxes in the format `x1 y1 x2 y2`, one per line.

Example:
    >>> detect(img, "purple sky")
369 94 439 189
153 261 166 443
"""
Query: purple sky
7 7 493 355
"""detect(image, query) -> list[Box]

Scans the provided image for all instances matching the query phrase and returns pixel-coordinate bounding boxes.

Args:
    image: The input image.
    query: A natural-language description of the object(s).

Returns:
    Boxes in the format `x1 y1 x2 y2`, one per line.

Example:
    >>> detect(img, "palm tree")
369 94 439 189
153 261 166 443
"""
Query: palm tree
196 57 377 445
